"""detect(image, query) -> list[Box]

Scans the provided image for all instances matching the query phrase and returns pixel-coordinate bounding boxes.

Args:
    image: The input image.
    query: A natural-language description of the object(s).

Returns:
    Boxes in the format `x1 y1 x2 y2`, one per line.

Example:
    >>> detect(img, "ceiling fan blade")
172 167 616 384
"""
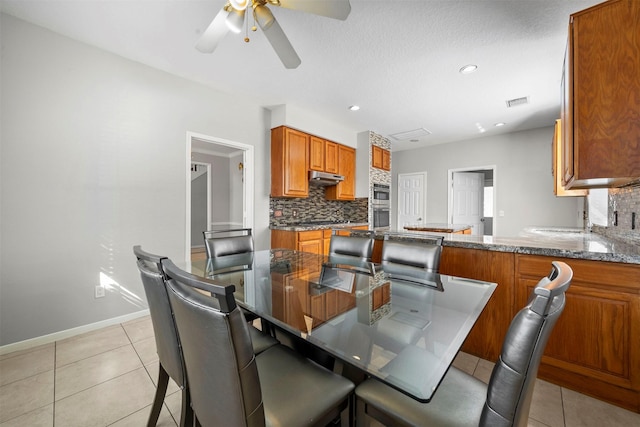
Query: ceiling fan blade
277 0 351 20
195 8 231 53
261 15 302 69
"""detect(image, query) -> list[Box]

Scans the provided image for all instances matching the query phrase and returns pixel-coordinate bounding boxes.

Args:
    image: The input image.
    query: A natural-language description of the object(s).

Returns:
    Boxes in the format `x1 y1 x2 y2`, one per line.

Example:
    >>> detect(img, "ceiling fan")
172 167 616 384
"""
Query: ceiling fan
195 0 351 69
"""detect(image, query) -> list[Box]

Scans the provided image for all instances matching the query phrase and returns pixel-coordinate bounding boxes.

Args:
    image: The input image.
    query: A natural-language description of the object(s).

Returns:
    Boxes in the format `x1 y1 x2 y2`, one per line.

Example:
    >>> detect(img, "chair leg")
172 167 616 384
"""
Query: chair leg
147 364 170 427
179 385 194 427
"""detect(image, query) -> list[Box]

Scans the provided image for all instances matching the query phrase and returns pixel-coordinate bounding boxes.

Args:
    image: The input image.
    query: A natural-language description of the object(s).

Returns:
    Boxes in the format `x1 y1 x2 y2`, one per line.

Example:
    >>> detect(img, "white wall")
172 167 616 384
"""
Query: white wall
0 14 271 345
392 127 584 237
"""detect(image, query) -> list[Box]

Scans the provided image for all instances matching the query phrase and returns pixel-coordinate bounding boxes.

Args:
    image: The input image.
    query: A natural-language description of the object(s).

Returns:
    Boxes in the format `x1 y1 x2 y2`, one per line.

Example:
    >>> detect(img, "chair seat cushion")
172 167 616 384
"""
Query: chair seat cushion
356 367 487 427
256 344 355 427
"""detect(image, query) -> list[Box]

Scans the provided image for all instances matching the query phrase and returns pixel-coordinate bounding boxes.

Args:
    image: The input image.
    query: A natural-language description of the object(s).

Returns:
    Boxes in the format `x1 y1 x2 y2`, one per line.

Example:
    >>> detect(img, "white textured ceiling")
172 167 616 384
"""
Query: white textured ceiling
0 0 603 151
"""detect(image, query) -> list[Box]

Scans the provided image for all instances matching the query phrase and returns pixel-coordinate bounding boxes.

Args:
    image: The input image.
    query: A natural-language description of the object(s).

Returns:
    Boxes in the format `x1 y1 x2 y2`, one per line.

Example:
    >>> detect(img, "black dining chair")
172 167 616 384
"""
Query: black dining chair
381 234 444 274
134 246 278 426
203 228 253 259
328 229 375 262
133 246 193 427
161 259 355 427
355 260 573 427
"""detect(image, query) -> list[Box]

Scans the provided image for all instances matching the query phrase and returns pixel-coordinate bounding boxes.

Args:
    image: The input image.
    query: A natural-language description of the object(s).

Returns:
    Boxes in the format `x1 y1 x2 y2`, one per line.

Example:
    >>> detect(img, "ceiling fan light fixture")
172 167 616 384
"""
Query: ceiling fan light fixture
254 4 275 30
229 0 249 11
225 8 246 33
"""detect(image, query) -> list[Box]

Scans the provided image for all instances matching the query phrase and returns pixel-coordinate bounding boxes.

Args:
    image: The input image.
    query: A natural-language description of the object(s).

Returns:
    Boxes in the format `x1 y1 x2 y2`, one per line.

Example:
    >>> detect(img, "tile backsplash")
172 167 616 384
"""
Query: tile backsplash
270 186 368 226
590 185 640 245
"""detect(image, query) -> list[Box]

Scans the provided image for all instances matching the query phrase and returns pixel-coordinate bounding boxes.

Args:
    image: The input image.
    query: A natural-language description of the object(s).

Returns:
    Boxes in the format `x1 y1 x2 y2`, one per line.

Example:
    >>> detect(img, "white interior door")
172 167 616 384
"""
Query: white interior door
397 172 426 229
452 172 484 235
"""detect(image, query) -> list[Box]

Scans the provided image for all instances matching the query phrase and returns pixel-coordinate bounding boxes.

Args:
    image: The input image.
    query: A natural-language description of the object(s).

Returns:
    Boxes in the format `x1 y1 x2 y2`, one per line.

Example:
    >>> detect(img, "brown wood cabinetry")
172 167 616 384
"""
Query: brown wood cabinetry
382 149 391 171
326 145 356 200
309 137 339 174
272 229 324 255
440 244 640 412
372 145 391 171
515 255 640 413
271 126 309 198
553 120 588 197
561 0 640 189
272 226 368 254
439 247 515 361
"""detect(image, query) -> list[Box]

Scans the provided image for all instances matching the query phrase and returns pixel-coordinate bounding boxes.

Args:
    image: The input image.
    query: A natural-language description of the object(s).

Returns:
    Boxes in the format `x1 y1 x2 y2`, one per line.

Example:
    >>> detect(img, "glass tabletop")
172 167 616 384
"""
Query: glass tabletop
178 249 496 402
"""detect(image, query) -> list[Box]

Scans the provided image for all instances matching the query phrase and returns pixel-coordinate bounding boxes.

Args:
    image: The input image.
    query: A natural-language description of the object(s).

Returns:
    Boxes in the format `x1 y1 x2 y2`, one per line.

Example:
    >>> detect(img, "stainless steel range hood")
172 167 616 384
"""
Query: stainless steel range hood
309 171 344 186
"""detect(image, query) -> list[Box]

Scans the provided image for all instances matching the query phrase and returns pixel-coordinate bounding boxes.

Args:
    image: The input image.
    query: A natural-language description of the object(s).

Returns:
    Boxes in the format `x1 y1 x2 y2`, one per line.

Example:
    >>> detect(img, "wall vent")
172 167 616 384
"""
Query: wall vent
389 128 432 141
506 96 529 108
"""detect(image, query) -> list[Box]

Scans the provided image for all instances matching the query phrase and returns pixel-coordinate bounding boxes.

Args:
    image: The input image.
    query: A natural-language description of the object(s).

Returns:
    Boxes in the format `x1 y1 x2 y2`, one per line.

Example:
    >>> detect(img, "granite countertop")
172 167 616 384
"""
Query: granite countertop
384 226 640 265
270 222 370 232
403 223 472 233
270 223 640 264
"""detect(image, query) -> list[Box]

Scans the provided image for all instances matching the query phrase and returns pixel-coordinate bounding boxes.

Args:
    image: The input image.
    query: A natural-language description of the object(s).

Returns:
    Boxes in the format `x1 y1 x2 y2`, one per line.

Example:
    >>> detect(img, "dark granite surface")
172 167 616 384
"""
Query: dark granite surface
271 222 369 231
270 223 640 265
387 227 640 265
403 223 472 233
271 222 640 264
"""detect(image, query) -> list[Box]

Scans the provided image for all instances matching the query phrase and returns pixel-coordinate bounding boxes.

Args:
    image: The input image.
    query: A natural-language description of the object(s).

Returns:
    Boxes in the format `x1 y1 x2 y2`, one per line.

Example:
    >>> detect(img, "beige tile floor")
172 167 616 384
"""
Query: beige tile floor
1 315 639 427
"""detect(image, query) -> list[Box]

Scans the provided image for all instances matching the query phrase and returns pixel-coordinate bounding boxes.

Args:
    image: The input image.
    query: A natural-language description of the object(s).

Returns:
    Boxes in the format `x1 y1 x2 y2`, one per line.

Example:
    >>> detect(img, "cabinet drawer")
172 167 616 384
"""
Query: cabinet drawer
298 230 323 241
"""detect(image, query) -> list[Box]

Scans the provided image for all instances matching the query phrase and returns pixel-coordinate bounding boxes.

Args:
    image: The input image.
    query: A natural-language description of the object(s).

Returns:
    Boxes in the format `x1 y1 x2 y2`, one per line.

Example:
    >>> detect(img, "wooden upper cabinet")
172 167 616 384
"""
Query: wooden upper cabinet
325 141 339 174
382 149 391 171
326 145 356 200
309 136 325 171
271 126 309 198
553 120 588 197
372 145 383 169
562 0 640 188
372 145 391 171
310 137 339 174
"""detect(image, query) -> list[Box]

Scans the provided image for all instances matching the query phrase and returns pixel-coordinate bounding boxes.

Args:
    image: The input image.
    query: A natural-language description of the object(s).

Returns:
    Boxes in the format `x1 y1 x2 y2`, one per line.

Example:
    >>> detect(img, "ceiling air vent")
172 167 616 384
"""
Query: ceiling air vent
506 96 529 108
389 128 432 141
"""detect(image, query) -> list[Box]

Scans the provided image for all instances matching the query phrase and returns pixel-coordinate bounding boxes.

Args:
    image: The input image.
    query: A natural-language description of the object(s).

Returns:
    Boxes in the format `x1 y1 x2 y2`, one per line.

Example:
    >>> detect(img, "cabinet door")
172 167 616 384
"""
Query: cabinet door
382 149 391 171
553 119 587 197
271 127 309 197
372 145 383 169
297 230 323 255
565 0 640 188
325 141 339 174
309 136 325 171
326 145 356 200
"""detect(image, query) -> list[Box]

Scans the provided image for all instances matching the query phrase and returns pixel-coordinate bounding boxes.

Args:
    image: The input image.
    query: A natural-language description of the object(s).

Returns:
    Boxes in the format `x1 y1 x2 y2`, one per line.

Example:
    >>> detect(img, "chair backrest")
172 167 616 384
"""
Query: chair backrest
162 259 264 427
381 235 444 273
132 246 185 388
480 261 572 427
203 228 254 259
328 229 374 262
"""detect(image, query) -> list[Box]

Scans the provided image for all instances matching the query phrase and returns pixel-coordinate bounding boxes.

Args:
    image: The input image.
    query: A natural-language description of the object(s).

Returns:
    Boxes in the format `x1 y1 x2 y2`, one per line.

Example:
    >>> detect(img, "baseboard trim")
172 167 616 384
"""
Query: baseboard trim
0 309 150 356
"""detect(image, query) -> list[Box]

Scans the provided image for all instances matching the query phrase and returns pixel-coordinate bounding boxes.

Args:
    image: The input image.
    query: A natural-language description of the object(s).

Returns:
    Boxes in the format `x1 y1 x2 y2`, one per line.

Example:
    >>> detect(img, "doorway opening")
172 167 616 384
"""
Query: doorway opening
447 166 496 236
185 132 254 261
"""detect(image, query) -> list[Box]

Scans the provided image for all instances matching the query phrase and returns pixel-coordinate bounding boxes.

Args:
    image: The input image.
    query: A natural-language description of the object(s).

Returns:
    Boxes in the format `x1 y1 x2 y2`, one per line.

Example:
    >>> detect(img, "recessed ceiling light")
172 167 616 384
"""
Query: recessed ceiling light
459 64 478 74
494 122 506 127
348 105 360 111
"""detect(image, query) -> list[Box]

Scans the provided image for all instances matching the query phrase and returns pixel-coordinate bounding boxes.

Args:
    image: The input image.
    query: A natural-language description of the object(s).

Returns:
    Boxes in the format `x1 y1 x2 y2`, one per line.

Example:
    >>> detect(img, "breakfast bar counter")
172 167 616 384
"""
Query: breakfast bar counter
403 223 472 234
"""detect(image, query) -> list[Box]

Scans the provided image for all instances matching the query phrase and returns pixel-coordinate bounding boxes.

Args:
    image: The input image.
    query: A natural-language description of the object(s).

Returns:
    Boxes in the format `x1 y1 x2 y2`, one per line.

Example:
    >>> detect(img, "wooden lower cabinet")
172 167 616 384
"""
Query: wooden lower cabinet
440 245 640 413
515 254 640 413
439 247 515 361
272 227 368 255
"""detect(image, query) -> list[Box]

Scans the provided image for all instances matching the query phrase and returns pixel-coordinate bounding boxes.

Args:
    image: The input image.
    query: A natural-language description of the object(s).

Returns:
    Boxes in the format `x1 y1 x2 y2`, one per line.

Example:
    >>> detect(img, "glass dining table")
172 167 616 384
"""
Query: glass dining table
177 248 496 403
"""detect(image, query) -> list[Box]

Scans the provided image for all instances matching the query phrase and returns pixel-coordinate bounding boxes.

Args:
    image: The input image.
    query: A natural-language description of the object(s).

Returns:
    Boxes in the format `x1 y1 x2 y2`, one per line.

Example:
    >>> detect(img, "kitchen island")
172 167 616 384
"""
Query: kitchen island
403 223 472 234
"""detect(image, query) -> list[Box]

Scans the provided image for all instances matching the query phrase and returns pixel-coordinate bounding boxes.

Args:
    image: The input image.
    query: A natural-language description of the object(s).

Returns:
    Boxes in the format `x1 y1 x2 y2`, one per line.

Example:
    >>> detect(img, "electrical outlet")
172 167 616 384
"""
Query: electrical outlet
95 284 105 298
292 209 298 217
